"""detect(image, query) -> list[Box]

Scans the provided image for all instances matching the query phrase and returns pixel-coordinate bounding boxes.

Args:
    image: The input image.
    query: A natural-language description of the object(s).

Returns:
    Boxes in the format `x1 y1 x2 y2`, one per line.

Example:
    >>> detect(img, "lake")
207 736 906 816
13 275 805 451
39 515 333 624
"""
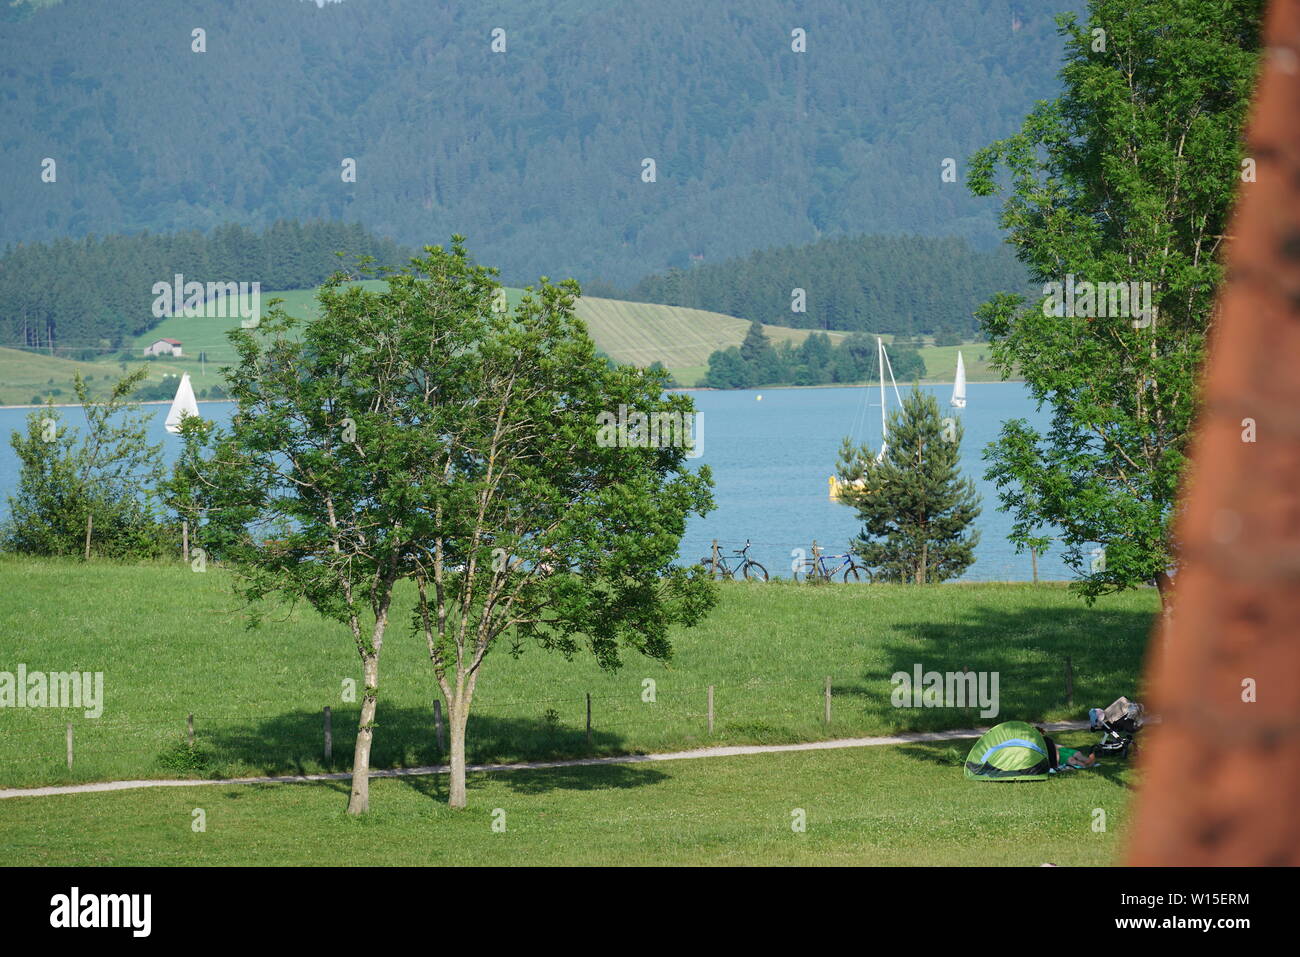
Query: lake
0 381 1068 581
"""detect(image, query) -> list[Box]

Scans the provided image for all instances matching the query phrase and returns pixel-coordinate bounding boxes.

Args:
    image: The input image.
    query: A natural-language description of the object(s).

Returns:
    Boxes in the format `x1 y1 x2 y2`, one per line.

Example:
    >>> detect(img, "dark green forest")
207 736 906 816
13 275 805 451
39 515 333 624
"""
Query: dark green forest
0 221 407 355
603 234 1030 337
703 322 928 389
0 0 1077 287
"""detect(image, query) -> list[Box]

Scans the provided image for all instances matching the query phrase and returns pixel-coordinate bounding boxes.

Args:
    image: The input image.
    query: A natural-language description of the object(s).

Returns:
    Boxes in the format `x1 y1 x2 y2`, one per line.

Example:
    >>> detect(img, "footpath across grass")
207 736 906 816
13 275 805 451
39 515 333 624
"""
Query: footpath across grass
0 740 1132 866
0 557 1158 790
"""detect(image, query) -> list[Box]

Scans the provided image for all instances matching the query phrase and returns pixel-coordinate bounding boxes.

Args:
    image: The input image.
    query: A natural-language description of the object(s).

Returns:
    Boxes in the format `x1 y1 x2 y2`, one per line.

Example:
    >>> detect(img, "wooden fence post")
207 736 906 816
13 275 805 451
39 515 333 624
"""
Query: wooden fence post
187 713 194 747
323 706 332 763
83 514 92 561
824 676 832 724
1064 656 1074 708
586 693 592 748
433 699 445 752
182 520 190 563
66 723 73 770
711 539 719 577
707 685 715 734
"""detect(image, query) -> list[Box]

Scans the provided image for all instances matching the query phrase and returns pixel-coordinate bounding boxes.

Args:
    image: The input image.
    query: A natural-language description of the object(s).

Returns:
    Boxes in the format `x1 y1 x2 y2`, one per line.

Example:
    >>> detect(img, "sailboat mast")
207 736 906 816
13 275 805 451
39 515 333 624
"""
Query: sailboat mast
878 336 886 442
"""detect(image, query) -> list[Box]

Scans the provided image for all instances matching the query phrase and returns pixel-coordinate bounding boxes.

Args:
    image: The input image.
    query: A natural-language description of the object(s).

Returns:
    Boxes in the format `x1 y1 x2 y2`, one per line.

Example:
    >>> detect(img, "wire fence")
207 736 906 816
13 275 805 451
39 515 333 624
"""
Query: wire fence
1 660 1101 788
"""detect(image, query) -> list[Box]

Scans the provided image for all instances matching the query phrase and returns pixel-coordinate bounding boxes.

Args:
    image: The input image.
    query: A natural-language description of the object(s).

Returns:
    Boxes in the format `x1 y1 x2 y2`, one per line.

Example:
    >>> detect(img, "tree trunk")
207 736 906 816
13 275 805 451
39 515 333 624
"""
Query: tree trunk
1155 569 1175 643
347 651 380 815
448 697 469 809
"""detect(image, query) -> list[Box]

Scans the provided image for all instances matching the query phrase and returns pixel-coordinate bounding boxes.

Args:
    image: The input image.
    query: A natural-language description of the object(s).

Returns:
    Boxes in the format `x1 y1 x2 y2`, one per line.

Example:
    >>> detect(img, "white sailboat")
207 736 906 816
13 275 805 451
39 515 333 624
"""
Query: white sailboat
829 336 903 500
950 350 967 409
874 336 904 461
164 373 201 434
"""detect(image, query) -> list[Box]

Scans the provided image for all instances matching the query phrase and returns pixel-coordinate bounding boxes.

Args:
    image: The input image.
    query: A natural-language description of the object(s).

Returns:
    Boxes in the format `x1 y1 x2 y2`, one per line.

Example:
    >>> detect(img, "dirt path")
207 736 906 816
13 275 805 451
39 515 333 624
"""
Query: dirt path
0 720 1090 800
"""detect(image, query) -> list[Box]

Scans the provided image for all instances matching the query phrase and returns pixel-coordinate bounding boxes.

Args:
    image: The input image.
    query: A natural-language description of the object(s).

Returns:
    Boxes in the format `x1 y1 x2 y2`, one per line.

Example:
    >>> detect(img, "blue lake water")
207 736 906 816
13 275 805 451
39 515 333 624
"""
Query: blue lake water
0 381 1068 581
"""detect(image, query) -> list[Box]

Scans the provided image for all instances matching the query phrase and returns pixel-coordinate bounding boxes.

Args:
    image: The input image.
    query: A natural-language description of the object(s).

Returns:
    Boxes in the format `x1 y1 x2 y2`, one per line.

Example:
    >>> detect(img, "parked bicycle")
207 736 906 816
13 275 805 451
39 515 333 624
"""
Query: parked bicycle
699 540 768 581
794 550 870 583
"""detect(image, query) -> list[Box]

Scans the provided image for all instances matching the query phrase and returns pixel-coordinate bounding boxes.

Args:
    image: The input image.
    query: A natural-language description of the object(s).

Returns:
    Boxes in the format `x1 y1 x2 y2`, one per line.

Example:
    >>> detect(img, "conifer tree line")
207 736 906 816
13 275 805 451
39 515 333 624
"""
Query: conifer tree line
0 221 409 358
703 322 927 389
604 235 1030 338
0 0 1075 287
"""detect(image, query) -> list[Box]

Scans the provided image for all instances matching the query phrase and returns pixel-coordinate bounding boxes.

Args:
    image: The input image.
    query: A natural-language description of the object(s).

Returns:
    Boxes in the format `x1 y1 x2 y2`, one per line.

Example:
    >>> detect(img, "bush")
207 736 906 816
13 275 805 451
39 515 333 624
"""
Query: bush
156 741 212 775
1 371 170 559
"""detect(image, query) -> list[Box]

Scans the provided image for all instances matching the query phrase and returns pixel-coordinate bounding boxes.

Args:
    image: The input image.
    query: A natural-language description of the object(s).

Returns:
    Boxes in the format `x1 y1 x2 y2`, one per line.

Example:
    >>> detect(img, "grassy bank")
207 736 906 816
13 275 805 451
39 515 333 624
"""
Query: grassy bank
0 558 1157 791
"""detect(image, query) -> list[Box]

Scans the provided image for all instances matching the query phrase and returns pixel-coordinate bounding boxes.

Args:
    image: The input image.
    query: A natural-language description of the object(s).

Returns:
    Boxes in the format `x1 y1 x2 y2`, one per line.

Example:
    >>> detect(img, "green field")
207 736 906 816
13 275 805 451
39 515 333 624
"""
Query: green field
0 740 1132 866
0 559 1152 865
0 281 1001 404
0 558 1157 791
128 283 848 387
0 348 118 408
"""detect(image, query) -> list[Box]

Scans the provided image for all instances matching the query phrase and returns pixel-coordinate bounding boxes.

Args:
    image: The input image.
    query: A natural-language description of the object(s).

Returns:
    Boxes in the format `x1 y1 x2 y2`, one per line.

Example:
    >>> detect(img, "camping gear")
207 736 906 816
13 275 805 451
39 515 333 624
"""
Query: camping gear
1088 696 1144 758
964 720 1056 781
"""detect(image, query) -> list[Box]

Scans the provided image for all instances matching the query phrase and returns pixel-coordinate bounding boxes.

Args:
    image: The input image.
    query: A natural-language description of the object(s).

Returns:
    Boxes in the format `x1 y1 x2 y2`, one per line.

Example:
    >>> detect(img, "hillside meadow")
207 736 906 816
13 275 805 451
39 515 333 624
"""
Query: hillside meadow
0 280 1005 405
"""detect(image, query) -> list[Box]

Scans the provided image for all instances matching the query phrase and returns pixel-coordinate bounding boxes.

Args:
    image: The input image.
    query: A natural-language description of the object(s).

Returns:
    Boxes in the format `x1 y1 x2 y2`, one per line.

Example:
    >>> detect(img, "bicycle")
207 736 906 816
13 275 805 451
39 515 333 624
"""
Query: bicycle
794 550 870 583
698 540 768 581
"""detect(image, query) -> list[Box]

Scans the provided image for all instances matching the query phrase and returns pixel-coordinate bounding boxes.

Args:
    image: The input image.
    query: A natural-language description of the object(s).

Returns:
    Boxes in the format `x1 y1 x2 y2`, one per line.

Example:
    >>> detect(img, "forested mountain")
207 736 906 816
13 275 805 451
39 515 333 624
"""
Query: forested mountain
0 0 1078 286
0 221 408 356
606 235 1030 337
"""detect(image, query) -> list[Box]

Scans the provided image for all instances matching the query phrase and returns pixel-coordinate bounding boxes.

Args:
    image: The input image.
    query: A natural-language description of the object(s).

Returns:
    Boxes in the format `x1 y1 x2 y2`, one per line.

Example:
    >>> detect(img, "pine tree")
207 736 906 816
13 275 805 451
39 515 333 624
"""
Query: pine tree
836 387 981 583
739 320 771 363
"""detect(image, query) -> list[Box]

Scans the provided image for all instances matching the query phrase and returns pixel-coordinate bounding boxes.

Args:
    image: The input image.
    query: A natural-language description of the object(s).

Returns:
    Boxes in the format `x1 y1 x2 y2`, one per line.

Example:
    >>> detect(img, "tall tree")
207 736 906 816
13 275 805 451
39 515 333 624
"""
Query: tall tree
203 239 715 812
966 0 1264 606
835 388 981 583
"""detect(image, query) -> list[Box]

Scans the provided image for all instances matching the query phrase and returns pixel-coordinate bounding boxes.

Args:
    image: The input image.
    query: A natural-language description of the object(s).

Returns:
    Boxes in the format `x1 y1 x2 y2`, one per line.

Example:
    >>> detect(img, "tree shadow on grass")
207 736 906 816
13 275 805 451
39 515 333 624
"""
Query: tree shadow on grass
391 761 669 802
200 704 667 797
893 744 969 769
833 599 1155 733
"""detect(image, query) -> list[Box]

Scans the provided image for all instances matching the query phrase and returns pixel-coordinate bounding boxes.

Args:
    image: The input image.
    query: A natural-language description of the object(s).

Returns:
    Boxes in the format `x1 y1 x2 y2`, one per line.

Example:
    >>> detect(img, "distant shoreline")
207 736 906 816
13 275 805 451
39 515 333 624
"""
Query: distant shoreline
0 398 230 411
1 381 1027 409
669 378 1025 393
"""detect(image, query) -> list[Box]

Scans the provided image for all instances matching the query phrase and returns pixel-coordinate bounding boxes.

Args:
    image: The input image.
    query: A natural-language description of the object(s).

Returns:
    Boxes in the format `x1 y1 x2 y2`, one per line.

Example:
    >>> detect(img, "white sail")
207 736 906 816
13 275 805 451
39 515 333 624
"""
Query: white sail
831 337 902 497
164 373 201 434
950 351 967 409
874 337 904 462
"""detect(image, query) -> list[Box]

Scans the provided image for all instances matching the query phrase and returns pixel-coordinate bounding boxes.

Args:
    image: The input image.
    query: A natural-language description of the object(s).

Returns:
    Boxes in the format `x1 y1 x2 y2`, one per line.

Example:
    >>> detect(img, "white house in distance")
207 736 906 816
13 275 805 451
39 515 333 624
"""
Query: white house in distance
143 337 183 357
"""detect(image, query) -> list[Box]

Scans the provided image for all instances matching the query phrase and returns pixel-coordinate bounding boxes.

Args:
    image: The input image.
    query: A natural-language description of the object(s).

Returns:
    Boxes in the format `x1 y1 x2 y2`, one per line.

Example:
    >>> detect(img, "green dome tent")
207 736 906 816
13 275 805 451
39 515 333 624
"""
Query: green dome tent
964 721 1056 781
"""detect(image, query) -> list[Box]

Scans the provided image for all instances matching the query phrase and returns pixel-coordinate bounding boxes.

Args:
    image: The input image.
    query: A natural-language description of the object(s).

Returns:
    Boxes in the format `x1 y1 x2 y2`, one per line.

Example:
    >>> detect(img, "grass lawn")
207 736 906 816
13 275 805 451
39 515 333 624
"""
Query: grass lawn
0 740 1133 866
0 558 1158 791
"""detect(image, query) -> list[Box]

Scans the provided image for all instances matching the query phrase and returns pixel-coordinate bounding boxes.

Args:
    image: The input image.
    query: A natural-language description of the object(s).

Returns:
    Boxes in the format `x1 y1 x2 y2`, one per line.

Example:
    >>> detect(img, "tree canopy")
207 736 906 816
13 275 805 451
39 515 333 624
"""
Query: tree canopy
966 0 1264 603
196 238 717 810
